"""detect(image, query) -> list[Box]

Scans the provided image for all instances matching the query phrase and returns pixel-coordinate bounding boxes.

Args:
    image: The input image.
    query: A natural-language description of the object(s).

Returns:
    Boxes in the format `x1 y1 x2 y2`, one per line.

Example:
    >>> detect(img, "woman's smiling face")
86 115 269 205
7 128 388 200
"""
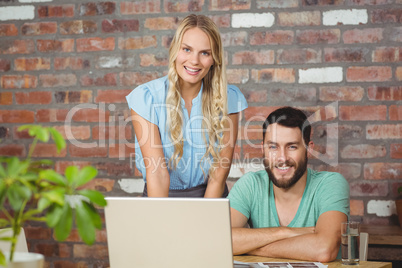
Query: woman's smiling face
175 27 214 89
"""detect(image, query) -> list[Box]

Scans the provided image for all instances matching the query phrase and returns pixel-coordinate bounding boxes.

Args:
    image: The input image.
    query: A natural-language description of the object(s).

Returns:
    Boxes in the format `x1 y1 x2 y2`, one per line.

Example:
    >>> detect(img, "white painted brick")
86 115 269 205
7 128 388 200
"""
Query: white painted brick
97 57 123 68
118 178 145 194
19 0 52 2
323 9 368 26
367 200 396 217
232 13 275 28
0 6 35 21
229 163 264 178
299 67 343 84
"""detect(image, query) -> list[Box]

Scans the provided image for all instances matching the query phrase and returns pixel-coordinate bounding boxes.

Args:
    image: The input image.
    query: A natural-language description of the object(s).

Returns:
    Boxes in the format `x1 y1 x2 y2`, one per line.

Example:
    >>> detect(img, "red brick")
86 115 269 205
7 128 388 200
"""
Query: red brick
346 66 392 82
277 48 321 64
80 73 117 86
226 69 249 84
367 124 402 139
250 31 294 45
244 90 268 103
244 106 279 122
371 9 402 23
0 144 25 156
36 109 68 123
278 11 320 26
221 32 248 46
31 144 67 158
118 36 157 50
102 19 139 33
0 92 12 105
324 47 368 62
350 200 364 216
54 125 91 140
54 57 89 70
119 72 159 87
14 58 50 71
79 2 116 16
362 217 390 226
350 181 388 196
109 143 135 158
73 244 108 259
341 144 386 159
346 0 392 4
209 0 251 10
1 40 35 54
302 0 343 5
55 90 92 104
144 17 181 30
55 161 91 174
1 75 37 89
21 22 57 36
37 39 74 53
77 37 115 52
120 1 161 15
373 47 402 62
242 143 263 160
343 28 384 44
315 163 362 179
390 144 402 159
390 27 402 42
315 124 363 140
37 5 75 18
140 54 169 67
396 67 402 81
364 162 402 180
15 92 52 105
93 125 132 140
239 125 263 141
368 86 402 101
79 178 115 192
0 59 11 72
390 105 402 121
40 74 77 87
0 24 18 36
165 0 203 12
251 68 295 84
95 89 131 103
319 86 364 101
233 50 275 65
71 108 110 122
209 14 231 28
25 227 52 240
257 0 298 8
53 261 88 268
60 21 97 35
340 105 387 121
296 29 340 44
56 243 71 258
69 144 108 158
270 87 316 102
391 182 402 197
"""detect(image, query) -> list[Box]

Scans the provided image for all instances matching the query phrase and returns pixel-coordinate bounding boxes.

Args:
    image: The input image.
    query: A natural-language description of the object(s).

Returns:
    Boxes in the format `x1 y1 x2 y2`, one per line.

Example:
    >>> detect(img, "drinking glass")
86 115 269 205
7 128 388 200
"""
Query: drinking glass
341 221 360 265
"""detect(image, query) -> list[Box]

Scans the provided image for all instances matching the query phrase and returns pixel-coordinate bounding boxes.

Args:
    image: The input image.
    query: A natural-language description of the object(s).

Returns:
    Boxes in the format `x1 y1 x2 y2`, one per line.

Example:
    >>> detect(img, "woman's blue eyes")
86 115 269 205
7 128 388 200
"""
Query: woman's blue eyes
182 48 210 56
184 48 190 52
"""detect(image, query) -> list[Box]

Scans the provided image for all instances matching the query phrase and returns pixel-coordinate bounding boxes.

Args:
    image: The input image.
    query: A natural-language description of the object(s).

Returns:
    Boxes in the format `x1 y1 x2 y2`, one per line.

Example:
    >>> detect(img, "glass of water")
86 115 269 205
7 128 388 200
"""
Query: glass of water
341 221 360 265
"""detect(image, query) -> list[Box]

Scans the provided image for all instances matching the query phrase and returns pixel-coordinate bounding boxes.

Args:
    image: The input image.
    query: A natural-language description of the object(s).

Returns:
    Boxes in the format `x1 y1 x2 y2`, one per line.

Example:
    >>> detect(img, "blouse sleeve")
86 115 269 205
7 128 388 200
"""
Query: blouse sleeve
126 85 157 125
227 85 248 114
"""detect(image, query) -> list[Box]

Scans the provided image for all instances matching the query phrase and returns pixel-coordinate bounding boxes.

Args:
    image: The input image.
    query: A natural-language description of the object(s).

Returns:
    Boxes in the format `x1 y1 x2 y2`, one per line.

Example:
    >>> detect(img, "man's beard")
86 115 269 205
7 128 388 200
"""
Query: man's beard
264 153 308 190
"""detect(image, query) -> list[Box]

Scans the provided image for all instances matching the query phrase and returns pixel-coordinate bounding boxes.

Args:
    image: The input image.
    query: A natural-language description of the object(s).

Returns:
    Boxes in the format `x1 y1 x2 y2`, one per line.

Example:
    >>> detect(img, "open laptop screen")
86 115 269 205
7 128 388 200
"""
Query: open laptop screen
105 197 233 268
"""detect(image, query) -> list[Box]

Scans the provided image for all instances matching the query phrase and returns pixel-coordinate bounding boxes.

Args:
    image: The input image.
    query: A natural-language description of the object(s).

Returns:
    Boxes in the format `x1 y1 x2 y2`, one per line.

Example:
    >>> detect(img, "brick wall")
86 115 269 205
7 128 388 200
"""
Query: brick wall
0 0 401 267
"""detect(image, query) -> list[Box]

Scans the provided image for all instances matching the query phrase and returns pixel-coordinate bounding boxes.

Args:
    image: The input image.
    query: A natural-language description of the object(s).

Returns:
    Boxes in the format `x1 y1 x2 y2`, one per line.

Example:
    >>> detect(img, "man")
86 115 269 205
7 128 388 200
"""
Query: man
228 106 349 262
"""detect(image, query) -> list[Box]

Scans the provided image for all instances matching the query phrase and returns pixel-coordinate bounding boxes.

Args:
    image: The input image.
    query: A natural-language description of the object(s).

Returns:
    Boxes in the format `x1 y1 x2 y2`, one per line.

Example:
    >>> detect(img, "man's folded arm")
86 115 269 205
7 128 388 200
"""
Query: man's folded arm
247 210 347 263
230 208 315 255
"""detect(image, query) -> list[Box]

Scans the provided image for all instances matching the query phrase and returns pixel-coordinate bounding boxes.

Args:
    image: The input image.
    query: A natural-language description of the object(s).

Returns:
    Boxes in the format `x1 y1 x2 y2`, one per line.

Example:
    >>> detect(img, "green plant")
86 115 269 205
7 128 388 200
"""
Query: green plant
0 125 107 266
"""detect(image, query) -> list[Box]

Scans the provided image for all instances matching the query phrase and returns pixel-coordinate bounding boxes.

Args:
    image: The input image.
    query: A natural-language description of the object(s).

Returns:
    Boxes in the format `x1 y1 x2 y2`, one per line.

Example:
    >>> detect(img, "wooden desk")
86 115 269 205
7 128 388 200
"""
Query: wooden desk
234 255 392 268
361 224 402 245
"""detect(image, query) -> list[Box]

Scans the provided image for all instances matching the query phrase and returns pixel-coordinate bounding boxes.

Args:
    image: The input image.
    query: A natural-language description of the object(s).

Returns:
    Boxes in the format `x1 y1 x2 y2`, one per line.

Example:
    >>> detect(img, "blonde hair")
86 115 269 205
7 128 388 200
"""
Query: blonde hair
166 14 228 176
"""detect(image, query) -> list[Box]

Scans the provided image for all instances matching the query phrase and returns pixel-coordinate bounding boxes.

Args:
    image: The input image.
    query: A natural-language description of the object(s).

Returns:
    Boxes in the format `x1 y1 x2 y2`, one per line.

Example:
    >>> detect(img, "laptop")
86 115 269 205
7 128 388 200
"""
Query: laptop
105 197 234 268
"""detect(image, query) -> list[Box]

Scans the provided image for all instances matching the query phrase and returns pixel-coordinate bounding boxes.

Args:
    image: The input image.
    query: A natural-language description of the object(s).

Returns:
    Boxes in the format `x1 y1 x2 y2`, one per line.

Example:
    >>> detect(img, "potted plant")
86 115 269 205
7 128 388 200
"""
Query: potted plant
396 186 402 229
0 125 107 267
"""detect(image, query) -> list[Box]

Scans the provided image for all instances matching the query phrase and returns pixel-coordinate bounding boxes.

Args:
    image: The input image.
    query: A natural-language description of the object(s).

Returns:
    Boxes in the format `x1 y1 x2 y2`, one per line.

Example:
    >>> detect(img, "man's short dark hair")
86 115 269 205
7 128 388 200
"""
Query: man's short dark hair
262 106 311 146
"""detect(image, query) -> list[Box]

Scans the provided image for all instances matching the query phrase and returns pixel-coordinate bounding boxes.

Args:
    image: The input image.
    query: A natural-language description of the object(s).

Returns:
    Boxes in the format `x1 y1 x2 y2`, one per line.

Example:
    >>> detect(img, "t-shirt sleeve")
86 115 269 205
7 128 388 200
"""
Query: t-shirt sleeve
227 85 248 114
228 173 256 220
317 172 350 218
126 85 157 125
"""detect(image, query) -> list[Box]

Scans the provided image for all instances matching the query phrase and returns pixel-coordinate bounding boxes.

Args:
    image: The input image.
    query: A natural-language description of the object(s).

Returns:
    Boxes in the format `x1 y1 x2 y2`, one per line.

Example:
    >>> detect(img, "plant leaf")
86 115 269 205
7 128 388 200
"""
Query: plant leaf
75 203 96 245
42 189 65 206
65 166 78 185
0 250 6 266
39 169 66 186
74 166 97 188
53 204 73 241
78 190 107 207
38 197 51 211
48 127 66 153
46 205 64 227
7 184 31 211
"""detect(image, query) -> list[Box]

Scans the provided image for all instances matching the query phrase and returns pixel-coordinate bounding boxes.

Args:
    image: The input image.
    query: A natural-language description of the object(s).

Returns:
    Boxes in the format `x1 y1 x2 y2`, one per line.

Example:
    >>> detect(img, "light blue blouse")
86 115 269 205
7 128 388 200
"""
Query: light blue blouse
126 76 248 190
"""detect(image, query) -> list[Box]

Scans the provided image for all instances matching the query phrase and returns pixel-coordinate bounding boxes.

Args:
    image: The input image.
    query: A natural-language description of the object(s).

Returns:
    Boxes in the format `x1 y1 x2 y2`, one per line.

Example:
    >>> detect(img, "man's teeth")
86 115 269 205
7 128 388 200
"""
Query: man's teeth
277 166 290 170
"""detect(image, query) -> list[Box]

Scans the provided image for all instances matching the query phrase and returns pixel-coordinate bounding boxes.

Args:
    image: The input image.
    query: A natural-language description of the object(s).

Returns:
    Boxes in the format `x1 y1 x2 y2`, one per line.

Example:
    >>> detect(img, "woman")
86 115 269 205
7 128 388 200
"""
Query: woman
126 14 247 198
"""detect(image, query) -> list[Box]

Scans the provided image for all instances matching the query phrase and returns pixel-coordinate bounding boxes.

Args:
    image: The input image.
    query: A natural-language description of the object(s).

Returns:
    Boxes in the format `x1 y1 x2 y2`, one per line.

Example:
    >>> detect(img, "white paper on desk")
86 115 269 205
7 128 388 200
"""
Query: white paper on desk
234 261 328 268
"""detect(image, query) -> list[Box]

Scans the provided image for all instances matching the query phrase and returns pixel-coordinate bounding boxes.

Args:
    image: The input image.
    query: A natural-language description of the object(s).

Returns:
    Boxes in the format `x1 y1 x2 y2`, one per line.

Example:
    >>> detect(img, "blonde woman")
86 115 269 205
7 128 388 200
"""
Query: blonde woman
126 14 247 198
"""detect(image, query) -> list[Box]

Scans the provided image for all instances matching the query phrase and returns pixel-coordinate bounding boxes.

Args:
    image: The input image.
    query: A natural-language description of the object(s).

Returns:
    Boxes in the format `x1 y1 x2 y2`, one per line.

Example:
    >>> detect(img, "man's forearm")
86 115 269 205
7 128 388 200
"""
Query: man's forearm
232 227 315 255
